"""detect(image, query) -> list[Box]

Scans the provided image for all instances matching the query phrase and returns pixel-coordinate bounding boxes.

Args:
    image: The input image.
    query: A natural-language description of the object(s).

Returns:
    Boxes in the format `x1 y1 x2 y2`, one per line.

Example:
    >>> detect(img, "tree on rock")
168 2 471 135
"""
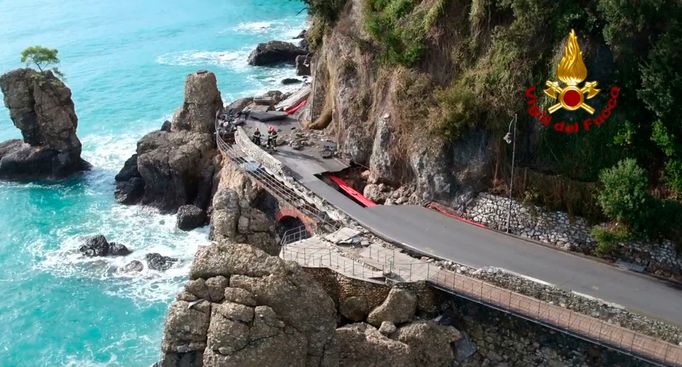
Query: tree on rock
20 46 63 77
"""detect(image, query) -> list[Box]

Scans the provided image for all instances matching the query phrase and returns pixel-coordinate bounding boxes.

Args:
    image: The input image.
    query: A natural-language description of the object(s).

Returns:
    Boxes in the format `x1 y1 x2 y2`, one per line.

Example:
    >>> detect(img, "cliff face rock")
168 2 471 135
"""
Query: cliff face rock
115 71 221 213
306 0 495 206
0 68 89 180
159 243 337 367
210 161 278 255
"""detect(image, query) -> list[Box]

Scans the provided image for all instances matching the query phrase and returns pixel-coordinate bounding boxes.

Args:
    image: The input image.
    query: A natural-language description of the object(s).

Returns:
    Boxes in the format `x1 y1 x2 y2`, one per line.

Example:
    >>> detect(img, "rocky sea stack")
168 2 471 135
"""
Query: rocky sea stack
0 68 89 180
115 70 222 213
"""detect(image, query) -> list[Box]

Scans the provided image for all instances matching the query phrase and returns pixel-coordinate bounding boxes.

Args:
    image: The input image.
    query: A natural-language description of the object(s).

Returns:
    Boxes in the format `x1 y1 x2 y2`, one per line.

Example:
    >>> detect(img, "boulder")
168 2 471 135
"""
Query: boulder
161 120 172 132
394 321 461 367
160 243 337 367
247 41 307 66
367 287 417 327
161 300 211 354
339 295 369 322
146 253 178 271
295 55 311 76
0 68 89 180
177 205 206 231
336 323 414 367
79 235 131 257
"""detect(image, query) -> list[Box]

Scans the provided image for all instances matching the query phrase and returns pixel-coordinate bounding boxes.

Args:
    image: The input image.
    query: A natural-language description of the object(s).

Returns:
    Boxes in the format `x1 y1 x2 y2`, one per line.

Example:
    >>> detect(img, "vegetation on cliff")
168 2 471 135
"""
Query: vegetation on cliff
305 0 681 243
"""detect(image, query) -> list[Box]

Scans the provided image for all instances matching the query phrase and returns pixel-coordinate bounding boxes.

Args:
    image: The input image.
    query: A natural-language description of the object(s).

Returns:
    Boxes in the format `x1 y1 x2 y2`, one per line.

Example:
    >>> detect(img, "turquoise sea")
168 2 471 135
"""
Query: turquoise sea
0 1 306 365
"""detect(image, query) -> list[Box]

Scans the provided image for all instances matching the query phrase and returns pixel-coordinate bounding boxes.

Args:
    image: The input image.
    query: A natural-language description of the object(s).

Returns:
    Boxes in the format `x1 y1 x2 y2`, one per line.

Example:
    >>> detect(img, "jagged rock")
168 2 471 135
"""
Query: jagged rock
0 68 89 180
225 97 253 115
409 137 451 202
160 243 336 367
79 235 131 257
368 114 399 185
295 55 311 76
161 120 172 132
340 295 369 322
146 253 178 271
367 287 417 327
177 205 206 231
247 41 307 66
116 71 220 212
123 260 144 273
394 321 460 367
171 71 223 134
336 323 414 367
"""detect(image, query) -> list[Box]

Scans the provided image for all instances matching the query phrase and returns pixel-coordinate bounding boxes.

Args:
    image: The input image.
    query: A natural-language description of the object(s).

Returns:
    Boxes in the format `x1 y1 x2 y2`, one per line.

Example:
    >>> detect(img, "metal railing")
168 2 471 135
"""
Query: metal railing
281 244 682 367
280 225 310 246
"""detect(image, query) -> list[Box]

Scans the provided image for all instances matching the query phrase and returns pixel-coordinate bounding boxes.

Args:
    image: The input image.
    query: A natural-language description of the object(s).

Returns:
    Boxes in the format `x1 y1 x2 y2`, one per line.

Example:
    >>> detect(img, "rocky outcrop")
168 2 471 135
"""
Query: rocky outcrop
115 71 221 213
172 71 223 134
158 243 337 367
0 68 89 180
248 41 307 66
210 161 278 255
79 235 131 257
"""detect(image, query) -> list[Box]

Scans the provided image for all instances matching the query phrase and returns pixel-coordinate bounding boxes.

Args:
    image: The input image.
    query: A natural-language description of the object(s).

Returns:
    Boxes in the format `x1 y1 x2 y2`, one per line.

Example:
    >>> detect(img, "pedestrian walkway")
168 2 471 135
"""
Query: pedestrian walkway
281 228 682 367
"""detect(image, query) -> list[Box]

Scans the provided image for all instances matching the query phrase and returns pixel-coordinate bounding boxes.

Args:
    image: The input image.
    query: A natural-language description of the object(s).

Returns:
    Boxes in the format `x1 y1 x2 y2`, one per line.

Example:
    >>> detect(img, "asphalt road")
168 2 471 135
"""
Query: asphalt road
298 176 682 326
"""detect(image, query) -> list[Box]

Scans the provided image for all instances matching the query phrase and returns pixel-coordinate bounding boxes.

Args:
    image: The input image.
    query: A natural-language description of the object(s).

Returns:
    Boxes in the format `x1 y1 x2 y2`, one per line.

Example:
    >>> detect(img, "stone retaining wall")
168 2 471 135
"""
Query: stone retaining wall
460 193 682 279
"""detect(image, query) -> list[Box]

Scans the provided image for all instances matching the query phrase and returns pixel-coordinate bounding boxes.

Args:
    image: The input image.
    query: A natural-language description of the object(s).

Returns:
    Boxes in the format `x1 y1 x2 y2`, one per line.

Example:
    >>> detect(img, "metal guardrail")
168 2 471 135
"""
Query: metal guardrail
280 225 310 246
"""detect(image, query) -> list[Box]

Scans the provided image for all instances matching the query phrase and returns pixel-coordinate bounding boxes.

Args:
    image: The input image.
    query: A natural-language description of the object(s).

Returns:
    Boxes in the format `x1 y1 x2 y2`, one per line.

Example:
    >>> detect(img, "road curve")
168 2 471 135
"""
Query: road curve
298 176 682 326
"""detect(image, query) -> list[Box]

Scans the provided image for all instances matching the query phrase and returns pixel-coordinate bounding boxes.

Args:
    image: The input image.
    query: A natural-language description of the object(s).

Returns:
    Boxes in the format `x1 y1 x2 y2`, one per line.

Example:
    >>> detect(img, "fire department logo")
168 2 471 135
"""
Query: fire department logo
544 30 600 114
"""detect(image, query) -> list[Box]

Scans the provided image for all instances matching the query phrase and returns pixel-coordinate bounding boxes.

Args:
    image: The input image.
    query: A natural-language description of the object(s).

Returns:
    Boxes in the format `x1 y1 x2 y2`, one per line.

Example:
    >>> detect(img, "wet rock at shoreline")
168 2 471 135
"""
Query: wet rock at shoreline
146 253 178 271
247 41 306 66
0 68 90 180
123 260 144 273
79 235 132 257
281 78 302 85
177 204 206 231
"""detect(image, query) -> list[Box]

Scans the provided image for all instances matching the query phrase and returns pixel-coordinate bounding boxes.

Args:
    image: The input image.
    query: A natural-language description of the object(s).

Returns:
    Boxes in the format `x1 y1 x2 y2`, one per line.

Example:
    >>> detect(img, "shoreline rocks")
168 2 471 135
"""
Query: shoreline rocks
146 253 178 271
177 204 207 231
0 68 90 180
247 41 307 66
79 235 131 257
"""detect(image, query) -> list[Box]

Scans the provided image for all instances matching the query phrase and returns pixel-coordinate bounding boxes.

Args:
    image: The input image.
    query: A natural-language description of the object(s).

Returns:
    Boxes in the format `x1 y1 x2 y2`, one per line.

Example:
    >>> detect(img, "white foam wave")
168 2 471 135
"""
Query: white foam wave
232 21 273 33
156 49 251 70
32 203 210 305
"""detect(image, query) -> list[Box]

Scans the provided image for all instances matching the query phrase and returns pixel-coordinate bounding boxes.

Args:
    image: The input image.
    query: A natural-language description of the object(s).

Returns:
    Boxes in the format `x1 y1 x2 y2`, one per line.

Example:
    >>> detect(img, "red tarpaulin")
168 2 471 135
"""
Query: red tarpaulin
328 175 377 207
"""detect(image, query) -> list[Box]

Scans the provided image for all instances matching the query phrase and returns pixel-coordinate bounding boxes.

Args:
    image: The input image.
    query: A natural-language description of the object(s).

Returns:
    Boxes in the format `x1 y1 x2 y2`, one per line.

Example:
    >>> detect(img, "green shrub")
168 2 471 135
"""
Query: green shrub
591 225 629 256
597 159 650 231
304 0 348 22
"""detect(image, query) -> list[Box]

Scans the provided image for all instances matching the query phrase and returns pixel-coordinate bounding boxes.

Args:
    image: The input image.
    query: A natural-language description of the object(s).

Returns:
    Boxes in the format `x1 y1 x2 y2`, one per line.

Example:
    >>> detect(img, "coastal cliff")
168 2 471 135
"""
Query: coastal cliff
0 68 89 180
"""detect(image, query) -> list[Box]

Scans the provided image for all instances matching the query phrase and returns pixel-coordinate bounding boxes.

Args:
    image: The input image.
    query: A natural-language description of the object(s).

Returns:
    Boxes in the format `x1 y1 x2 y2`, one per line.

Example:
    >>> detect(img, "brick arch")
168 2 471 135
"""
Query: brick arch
275 206 315 235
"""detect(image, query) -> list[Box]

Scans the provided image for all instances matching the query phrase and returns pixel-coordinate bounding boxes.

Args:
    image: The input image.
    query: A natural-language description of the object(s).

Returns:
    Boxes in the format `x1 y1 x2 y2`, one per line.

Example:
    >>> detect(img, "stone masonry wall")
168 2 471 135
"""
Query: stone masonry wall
460 193 682 279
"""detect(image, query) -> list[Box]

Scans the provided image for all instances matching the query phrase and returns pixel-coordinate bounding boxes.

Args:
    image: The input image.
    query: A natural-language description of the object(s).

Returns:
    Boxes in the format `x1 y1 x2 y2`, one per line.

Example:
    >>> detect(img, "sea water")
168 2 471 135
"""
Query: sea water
0 1 306 365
